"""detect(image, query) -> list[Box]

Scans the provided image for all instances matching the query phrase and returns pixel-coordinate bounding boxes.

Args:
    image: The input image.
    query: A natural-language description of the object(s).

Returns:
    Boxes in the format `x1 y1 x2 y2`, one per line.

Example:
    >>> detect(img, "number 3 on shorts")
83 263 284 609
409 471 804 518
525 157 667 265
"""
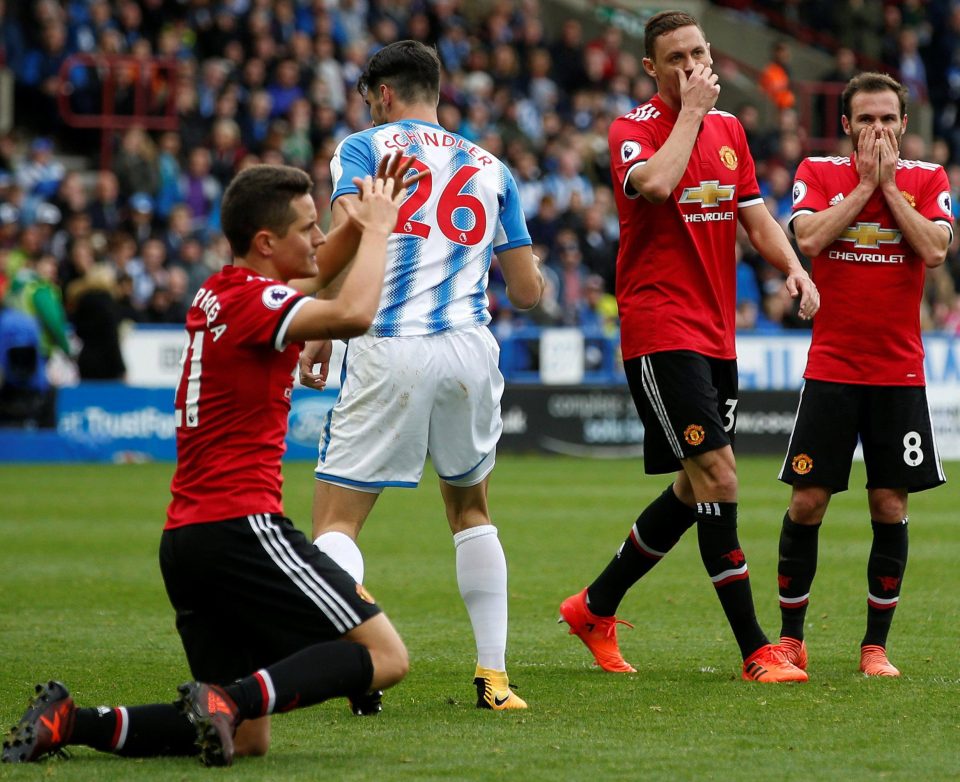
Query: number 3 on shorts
722 399 738 433
902 431 924 466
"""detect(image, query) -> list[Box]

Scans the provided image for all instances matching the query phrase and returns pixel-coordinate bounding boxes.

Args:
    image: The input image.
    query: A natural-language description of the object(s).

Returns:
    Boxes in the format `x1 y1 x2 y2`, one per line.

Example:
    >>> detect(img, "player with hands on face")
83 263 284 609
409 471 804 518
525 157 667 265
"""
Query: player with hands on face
777 73 951 678
559 10 816 684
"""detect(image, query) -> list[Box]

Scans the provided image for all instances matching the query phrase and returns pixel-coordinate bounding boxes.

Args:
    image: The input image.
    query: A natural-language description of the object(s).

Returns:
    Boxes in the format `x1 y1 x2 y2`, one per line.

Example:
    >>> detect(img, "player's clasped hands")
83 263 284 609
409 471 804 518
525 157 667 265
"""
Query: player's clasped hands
858 126 899 188
678 62 720 116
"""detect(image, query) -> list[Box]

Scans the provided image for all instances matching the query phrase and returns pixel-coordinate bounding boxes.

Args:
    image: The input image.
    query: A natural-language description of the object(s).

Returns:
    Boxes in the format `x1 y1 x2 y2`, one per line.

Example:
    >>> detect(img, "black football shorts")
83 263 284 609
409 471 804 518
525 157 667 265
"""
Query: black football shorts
159 514 381 685
625 350 739 475
778 379 946 493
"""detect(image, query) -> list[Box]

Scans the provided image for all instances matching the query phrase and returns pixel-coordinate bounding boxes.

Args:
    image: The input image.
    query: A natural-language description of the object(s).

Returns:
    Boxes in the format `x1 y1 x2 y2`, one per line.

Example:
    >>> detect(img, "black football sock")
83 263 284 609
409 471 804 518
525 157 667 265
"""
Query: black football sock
696 502 769 659
777 512 821 640
863 519 908 648
225 640 373 718
72 703 198 756
586 485 696 617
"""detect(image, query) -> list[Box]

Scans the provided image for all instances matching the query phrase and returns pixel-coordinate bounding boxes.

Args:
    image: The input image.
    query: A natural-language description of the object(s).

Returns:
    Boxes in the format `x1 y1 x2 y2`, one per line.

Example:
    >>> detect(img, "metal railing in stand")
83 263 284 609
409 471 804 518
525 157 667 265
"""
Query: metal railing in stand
56 53 179 168
794 81 848 156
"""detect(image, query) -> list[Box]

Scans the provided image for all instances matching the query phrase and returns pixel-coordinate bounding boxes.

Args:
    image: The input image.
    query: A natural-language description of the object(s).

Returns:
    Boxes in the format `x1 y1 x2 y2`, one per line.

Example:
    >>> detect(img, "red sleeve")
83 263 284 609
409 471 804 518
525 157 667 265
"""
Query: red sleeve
734 119 761 201
791 158 828 215
917 165 954 227
229 279 307 350
608 111 660 198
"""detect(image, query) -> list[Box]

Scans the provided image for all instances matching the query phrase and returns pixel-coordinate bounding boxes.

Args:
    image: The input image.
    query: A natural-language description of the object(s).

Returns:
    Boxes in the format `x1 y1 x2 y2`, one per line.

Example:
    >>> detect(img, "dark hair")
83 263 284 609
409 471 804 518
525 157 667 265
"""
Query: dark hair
643 10 703 59
357 40 441 104
841 71 908 120
220 165 312 257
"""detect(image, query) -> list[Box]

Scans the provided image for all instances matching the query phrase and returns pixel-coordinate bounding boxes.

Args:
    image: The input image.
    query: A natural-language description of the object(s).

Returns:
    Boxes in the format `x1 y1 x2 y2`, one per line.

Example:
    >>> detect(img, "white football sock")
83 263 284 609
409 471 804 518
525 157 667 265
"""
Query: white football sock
314 530 365 584
453 525 508 671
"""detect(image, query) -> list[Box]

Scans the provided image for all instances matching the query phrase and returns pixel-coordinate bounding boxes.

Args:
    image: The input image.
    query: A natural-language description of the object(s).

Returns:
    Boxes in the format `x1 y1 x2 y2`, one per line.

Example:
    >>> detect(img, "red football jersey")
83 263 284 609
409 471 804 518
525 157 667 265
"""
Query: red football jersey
789 156 954 385
608 94 763 361
166 265 310 528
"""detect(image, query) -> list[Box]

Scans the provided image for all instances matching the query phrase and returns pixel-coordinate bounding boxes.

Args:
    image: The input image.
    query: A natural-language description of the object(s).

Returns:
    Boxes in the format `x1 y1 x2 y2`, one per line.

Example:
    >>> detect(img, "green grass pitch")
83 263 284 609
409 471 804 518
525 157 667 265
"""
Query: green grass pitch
1 455 958 781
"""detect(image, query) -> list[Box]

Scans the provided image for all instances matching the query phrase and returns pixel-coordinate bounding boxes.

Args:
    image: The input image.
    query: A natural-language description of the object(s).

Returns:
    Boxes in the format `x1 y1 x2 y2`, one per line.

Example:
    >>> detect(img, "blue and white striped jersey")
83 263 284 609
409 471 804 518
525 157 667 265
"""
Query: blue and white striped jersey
330 120 531 337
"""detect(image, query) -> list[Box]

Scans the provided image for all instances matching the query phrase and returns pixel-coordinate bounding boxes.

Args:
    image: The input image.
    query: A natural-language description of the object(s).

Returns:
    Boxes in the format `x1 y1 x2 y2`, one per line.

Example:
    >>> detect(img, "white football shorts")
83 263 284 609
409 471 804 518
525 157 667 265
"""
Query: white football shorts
315 325 503 491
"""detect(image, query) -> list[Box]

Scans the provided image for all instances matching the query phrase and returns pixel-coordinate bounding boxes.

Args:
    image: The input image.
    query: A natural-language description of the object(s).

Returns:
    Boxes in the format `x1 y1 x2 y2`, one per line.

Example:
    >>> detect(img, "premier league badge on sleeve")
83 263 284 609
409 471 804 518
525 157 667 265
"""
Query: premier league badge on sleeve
262 285 297 310
792 181 807 205
620 141 641 163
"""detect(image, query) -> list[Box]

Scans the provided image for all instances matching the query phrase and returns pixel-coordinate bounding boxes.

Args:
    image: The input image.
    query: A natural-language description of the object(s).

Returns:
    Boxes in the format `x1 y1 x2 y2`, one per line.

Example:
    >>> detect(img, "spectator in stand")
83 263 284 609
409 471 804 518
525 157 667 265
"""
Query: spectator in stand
126 193 156 246
179 147 222 238
543 147 593 212
65 264 126 380
175 83 209 155
818 47 859 139
578 203 617 291
0 203 20 252
585 25 624 83
126 236 168 311
142 281 187 324
6 252 73 363
170 236 210 305
209 119 247 188
550 19 588 97
239 89 274 153
879 4 904 70
0 296 54 428
759 40 795 114
901 132 927 162
88 170 123 234
52 170 89 221
267 59 306 119
311 35 347 112
15 20 79 134
526 193 562 249
161 203 194 262
113 128 159 203
154 132 182 222
0 0 26 74
113 270 140 323
32 202 63 252
280 99 313 169
551 228 588 325
576 273 619 337
6 223 46 281
898 28 928 104
15 137 65 204
761 164 795 226
57 234 97 294
830 0 884 62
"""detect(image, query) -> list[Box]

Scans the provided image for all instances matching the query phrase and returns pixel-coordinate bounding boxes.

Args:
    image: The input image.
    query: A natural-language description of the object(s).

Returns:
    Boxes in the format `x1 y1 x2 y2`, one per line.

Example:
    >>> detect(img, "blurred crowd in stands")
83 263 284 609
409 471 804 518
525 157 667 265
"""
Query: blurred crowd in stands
0 0 959 399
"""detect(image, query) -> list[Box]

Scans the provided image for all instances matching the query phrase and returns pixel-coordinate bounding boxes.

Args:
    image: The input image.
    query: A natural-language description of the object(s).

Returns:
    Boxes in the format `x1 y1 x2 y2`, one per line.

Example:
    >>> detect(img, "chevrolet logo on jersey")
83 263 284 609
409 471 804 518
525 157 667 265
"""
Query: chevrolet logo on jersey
679 181 736 207
837 222 902 249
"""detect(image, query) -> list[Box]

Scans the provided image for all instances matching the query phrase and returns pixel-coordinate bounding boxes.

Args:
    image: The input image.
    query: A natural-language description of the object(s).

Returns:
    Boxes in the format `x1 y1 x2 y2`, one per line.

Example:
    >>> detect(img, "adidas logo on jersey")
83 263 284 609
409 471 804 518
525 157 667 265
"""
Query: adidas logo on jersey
625 104 660 122
829 193 845 206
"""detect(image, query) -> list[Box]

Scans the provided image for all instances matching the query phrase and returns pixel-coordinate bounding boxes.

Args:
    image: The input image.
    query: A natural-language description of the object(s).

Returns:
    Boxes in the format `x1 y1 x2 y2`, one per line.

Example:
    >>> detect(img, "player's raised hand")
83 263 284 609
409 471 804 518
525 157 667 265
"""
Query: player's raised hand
342 173 406 235
373 151 429 194
678 62 720 117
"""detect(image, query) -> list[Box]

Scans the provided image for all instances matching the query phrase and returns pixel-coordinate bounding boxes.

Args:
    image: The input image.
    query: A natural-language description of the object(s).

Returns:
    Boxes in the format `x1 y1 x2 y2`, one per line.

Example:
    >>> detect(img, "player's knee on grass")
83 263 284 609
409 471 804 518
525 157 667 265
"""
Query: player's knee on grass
350 614 409 690
234 717 270 757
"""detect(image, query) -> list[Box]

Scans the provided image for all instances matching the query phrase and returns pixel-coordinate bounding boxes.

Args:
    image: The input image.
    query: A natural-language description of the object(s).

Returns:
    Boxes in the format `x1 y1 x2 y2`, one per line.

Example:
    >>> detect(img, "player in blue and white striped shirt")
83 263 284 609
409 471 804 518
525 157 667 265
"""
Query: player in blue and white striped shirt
299 40 543 711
